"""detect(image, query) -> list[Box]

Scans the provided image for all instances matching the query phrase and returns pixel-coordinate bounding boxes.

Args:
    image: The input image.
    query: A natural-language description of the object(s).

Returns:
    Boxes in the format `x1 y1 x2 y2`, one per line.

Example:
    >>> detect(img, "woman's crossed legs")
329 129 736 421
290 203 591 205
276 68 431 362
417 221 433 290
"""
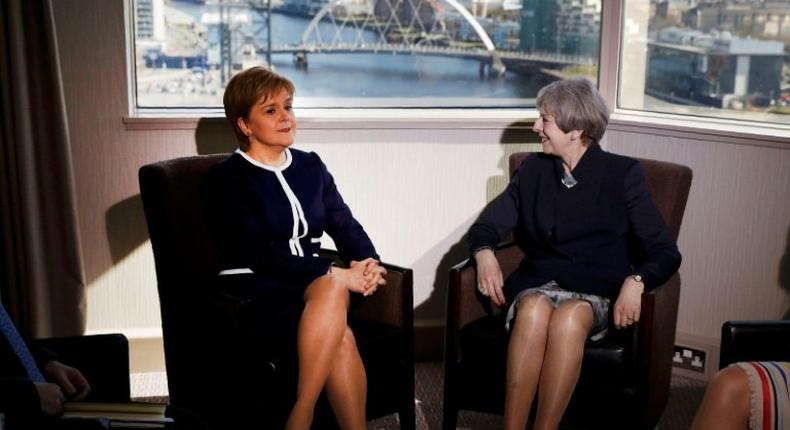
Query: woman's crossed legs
285 276 367 430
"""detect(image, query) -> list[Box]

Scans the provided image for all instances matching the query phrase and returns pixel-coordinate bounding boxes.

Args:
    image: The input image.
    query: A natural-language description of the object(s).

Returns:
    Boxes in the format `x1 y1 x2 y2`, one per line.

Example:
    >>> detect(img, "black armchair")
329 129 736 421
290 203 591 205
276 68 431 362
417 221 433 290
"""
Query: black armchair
35 334 131 404
2 334 130 429
719 320 790 368
139 154 415 429
443 153 692 430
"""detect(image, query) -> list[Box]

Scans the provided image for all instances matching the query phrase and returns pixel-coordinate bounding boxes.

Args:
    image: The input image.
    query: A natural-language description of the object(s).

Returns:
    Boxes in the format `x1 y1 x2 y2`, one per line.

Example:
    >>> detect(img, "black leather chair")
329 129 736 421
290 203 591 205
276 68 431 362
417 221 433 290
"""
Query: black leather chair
719 320 790 368
139 154 415 429
2 334 130 429
443 153 692 430
35 334 131 403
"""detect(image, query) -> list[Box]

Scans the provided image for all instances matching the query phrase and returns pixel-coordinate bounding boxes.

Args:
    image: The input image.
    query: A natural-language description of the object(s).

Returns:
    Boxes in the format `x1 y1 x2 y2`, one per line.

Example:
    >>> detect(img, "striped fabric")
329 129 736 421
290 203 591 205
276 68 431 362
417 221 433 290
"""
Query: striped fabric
736 361 790 430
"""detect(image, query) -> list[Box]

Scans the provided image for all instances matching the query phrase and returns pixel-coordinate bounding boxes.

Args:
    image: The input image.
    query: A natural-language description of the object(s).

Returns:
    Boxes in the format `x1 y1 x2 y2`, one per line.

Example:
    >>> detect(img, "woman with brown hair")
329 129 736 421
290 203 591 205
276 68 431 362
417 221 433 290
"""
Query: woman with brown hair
204 67 385 430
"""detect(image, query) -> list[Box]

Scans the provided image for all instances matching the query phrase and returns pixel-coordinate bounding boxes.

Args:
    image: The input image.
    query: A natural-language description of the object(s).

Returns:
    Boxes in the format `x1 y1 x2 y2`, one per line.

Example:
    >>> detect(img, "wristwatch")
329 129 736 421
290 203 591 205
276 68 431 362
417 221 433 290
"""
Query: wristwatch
630 274 643 283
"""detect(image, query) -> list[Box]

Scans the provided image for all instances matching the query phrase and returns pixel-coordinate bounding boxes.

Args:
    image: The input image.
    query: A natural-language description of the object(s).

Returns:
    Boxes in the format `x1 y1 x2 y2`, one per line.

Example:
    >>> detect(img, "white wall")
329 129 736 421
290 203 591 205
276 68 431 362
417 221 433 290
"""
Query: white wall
53 0 790 373
606 124 790 337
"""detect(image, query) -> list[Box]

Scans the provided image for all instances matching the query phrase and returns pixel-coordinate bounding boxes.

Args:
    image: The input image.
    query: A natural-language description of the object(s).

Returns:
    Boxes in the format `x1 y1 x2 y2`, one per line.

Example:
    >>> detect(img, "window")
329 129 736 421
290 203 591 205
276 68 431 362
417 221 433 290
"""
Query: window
619 0 790 126
130 0 602 109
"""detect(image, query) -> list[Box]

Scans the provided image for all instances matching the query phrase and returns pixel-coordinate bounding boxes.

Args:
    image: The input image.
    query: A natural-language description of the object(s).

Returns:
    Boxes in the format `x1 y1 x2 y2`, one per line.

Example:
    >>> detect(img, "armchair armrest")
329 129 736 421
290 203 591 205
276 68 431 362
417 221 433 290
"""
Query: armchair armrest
720 320 790 368
35 334 131 403
318 249 414 329
353 260 414 329
445 243 525 363
633 273 681 427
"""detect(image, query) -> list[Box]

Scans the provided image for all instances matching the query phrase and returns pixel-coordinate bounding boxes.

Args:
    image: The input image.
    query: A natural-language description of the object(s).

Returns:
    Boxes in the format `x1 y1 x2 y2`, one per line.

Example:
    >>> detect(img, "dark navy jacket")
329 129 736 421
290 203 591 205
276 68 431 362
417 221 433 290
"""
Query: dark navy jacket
468 145 681 301
204 148 378 290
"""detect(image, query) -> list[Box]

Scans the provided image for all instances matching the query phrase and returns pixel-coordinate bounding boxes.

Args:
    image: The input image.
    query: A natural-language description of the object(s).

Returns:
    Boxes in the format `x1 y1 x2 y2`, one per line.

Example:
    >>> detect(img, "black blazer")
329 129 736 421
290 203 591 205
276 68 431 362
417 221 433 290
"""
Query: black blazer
468 145 681 301
203 149 379 291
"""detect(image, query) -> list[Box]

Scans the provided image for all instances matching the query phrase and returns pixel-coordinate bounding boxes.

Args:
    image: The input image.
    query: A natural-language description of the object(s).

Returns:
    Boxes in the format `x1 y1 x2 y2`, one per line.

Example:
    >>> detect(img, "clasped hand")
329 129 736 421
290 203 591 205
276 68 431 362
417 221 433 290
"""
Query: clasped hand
35 360 91 416
333 257 387 296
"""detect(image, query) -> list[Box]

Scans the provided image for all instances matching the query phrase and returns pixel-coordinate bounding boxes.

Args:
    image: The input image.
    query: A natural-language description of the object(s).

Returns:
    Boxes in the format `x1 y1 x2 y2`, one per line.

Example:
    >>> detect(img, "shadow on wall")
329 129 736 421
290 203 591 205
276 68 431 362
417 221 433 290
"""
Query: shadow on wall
105 195 148 264
103 118 237 269
413 226 476 321
781 223 790 319
412 121 539 323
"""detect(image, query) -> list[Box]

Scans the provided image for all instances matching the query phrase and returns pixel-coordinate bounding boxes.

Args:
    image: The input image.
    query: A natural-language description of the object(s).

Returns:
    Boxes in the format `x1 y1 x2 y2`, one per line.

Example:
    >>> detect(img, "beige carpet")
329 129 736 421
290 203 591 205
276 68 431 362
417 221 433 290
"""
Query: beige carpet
132 363 708 429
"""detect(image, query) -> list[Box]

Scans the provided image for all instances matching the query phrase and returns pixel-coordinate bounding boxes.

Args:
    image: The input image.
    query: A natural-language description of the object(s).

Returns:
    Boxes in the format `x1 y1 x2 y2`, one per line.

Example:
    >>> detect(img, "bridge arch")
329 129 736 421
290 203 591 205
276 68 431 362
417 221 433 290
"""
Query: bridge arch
300 0 496 51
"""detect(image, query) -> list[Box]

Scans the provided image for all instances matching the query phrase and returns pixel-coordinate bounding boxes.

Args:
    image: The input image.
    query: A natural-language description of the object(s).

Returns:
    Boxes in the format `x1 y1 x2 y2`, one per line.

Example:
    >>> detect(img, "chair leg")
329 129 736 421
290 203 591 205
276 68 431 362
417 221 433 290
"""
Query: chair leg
400 361 416 430
399 401 416 430
442 402 458 430
442 364 458 430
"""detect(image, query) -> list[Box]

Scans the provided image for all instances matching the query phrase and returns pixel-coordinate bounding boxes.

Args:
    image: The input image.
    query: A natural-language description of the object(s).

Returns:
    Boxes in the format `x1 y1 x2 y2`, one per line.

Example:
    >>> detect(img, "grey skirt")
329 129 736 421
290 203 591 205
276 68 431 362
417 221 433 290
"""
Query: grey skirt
505 281 610 342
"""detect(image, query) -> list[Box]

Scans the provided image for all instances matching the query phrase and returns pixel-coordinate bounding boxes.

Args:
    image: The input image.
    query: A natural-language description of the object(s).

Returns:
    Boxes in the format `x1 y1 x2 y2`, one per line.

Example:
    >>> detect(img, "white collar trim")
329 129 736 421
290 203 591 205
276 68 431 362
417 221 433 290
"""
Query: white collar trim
236 148 292 172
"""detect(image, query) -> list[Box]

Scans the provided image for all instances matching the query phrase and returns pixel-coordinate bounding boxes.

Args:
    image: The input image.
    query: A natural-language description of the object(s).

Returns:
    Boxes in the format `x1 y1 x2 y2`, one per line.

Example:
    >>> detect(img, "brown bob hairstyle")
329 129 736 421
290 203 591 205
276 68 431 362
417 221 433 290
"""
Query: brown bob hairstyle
223 66 295 151
536 77 610 146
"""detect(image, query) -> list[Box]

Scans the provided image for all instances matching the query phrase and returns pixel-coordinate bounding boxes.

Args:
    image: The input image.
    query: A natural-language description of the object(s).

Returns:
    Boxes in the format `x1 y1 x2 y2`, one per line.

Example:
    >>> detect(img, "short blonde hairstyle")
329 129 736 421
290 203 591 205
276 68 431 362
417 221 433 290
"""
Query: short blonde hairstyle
223 67 295 151
536 78 609 145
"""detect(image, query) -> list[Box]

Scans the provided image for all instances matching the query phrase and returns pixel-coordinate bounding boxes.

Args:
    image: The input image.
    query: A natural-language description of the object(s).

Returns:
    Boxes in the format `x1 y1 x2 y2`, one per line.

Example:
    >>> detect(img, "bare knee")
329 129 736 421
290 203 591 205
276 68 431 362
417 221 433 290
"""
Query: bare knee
547 301 593 338
513 295 553 332
304 276 350 310
706 366 750 409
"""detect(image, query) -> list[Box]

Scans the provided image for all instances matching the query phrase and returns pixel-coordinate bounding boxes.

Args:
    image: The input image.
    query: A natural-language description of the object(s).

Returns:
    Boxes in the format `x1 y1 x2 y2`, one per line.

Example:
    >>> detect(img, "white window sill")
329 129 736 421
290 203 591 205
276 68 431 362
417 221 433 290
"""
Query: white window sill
124 108 790 149
123 108 538 130
609 110 790 149
85 327 163 340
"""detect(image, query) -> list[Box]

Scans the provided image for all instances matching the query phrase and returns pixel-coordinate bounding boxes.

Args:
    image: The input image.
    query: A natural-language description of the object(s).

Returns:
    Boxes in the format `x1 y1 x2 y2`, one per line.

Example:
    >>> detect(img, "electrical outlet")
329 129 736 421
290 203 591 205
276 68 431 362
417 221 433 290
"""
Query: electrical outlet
673 345 706 373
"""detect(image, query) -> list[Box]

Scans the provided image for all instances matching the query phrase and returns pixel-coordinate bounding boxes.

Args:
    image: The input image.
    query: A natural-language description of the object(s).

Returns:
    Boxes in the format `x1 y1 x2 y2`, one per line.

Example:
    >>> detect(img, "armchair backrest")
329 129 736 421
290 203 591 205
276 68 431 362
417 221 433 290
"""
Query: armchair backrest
138 154 230 407
720 320 790 368
509 152 693 241
139 155 228 285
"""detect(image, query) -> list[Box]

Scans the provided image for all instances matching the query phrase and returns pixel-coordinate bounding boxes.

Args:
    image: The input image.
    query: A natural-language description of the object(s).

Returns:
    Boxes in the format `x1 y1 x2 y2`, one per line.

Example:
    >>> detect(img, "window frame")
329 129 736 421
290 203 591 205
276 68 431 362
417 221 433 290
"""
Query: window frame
603 1 790 143
124 0 790 143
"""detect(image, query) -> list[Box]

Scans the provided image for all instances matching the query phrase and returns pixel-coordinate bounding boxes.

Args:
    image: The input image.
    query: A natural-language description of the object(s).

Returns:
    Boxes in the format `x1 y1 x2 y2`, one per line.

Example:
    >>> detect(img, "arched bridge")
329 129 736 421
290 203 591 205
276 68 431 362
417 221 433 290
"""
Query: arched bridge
211 0 595 77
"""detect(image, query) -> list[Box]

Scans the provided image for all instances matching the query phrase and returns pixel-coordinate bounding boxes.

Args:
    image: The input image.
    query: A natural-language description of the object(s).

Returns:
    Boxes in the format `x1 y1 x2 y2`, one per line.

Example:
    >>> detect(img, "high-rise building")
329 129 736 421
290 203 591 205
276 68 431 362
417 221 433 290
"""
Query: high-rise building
135 0 165 41
136 0 154 39
683 2 790 44
519 0 600 57
647 27 785 107
519 0 557 52
556 0 601 56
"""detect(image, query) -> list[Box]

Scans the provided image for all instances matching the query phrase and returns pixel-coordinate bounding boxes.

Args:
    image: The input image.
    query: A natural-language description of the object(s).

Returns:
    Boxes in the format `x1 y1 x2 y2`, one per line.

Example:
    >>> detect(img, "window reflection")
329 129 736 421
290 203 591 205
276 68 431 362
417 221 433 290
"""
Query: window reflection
620 0 790 125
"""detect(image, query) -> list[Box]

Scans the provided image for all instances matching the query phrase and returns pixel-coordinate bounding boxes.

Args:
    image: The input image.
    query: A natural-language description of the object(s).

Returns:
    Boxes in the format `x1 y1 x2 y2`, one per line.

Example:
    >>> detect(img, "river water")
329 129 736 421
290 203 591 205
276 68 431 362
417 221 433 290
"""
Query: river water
141 1 560 107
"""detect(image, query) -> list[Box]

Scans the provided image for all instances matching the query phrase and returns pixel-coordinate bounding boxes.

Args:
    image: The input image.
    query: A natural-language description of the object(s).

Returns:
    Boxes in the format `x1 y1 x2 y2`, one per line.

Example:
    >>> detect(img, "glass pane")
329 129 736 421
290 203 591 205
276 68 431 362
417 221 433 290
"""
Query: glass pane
132 0 602 109
619 0 790 125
